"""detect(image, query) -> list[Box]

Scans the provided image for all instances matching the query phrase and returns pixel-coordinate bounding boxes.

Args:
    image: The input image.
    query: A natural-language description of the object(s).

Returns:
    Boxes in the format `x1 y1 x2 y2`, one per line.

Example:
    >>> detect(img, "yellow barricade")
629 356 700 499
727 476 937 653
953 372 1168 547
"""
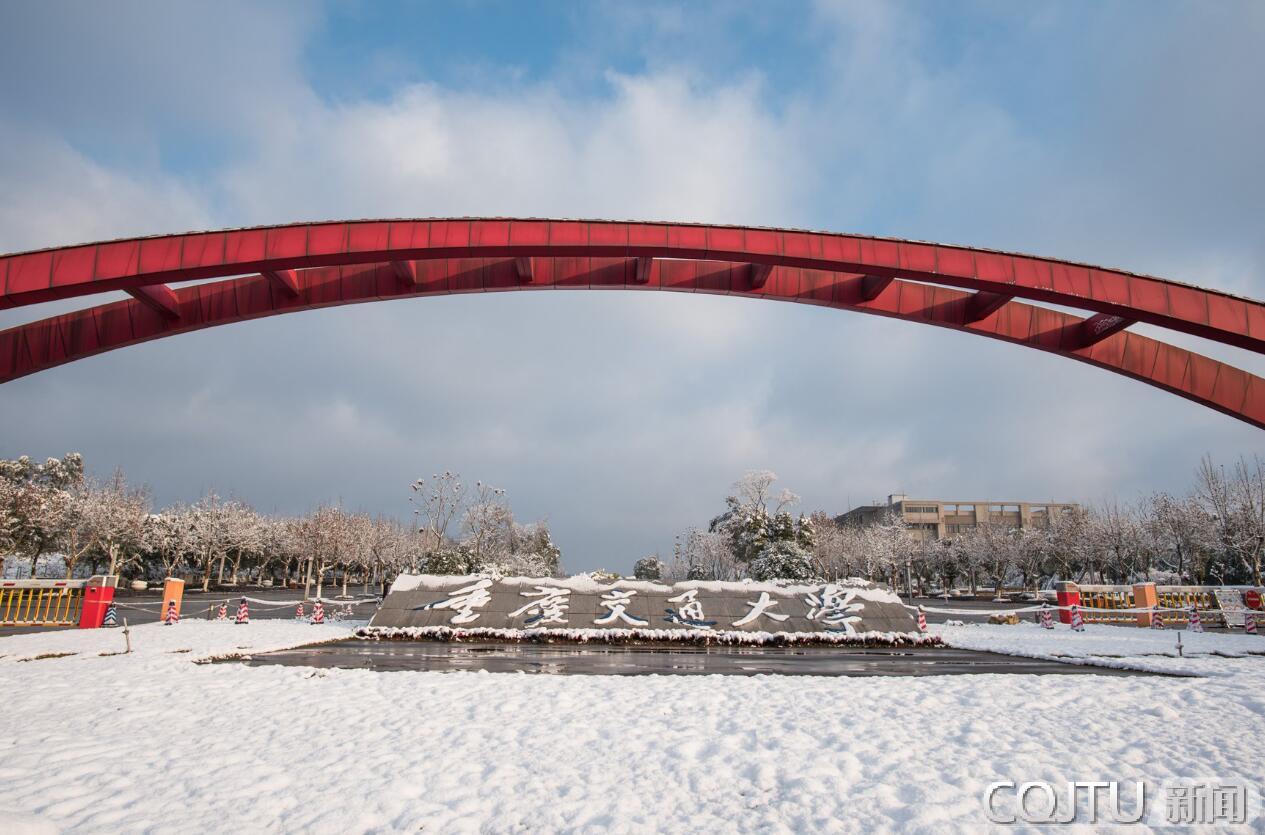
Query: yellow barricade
1078 586 1135 623
0 582 84 626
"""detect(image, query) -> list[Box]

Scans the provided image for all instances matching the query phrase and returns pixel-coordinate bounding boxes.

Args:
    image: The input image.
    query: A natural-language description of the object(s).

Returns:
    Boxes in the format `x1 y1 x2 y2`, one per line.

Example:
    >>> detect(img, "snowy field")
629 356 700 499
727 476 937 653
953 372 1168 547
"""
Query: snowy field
1 621 1264 833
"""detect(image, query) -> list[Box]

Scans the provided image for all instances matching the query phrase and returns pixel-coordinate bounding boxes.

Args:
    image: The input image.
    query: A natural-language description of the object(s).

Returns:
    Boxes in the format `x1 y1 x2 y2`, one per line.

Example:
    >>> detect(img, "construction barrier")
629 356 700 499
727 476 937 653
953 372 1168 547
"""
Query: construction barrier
1048 583 1253 627
1076 585 1135 624
911 583 1265 632
0 580 84 626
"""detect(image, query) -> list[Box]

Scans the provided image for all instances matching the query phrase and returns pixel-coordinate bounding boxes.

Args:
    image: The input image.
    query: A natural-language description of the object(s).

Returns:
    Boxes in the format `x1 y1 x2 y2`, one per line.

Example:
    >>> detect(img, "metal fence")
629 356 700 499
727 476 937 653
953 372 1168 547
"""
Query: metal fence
1075 584 1236 626
0 579 85 626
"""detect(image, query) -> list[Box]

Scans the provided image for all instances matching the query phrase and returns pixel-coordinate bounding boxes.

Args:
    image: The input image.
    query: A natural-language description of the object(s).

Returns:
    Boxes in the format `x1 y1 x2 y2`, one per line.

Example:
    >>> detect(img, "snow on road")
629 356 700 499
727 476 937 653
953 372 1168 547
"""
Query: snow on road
937 620 1265 676
1 621 1264 833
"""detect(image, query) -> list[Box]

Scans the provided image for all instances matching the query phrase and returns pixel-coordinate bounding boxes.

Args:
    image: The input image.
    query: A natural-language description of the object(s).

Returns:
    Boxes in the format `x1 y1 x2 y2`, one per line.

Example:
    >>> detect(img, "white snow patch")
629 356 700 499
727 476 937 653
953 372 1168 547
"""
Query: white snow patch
388 573 902 604
0 619 357 665
1 621 1264 831
936 621 1265 676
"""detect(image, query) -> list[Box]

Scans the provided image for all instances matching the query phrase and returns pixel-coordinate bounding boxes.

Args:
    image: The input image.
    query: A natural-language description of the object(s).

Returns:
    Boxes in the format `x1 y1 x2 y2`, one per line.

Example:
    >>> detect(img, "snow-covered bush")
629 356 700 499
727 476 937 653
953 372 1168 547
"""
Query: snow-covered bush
579 569 622 583
633 556 664 580
749 541 821 583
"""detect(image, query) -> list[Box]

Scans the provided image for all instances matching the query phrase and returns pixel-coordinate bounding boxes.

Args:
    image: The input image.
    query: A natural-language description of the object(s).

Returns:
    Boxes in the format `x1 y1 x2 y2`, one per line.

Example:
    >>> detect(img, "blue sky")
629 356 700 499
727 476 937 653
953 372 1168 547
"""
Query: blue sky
1 1 1263 572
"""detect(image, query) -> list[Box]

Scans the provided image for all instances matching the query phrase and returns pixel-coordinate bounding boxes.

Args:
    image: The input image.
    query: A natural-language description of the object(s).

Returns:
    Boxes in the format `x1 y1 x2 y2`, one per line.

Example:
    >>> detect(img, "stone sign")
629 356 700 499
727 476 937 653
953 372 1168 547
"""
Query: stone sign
367 575 920 639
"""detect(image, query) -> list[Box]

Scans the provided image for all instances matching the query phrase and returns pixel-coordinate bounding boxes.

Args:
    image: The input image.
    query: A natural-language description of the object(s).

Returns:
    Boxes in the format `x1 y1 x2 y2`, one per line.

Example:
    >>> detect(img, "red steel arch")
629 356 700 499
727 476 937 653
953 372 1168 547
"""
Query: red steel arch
1 220 1263 429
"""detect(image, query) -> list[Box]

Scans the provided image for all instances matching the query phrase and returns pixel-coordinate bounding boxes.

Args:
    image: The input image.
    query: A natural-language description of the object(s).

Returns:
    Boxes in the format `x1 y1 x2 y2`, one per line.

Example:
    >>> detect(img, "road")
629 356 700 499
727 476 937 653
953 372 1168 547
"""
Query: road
0 586 379 635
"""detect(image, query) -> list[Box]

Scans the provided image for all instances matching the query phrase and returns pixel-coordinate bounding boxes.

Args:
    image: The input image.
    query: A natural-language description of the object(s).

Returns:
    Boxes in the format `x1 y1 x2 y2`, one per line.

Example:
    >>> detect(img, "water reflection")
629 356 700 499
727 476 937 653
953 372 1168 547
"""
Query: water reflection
242 640 1146 677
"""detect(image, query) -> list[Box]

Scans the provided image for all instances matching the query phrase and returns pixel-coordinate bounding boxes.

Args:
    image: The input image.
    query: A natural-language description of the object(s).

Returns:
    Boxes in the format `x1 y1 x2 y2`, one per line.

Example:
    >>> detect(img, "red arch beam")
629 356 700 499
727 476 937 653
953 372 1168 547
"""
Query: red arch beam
2 219 1263 354
2 256 1263 429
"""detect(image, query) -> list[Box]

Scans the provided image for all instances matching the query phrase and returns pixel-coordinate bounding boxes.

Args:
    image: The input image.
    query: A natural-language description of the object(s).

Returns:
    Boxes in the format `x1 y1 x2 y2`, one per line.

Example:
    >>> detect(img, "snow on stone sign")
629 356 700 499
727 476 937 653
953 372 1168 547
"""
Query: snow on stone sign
373 575 919 638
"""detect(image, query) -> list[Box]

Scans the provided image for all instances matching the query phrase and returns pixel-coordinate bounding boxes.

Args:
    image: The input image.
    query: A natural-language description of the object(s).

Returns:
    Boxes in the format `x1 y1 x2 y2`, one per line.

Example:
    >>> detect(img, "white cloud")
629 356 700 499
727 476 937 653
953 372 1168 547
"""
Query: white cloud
219 70 807 227
0 127 210 254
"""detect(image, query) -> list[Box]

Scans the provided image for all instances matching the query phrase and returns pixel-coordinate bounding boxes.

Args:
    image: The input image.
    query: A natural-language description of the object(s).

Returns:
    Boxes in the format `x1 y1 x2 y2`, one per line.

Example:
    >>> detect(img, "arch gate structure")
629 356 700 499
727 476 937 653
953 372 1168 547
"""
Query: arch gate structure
1 218 1263 429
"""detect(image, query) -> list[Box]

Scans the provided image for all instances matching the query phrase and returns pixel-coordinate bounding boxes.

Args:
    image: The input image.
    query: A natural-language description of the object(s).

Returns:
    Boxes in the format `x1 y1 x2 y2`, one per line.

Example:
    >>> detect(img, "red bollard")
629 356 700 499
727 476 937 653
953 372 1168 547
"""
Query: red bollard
1055 581 1081 625
78 575 118 629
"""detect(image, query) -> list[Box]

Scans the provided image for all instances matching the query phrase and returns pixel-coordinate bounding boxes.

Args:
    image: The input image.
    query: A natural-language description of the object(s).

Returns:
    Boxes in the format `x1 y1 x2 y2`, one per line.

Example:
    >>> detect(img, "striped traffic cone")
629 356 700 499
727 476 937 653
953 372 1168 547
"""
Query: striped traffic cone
234 597 249 625
916 606 927 632
1151 607 1165 629
311 600 324 625
216 601 228 621
1188 605 1203 633
103 603 118 627
1039 604 1054 629
1245 613 1259 635
163 600 180 626
1069 604 1085 632
295 601 305 620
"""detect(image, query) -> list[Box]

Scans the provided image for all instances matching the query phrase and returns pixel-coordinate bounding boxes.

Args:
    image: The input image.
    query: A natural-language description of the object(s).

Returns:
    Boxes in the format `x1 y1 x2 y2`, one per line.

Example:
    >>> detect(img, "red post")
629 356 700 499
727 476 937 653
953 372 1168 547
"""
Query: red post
1055 581 1081 625
78 575 118 629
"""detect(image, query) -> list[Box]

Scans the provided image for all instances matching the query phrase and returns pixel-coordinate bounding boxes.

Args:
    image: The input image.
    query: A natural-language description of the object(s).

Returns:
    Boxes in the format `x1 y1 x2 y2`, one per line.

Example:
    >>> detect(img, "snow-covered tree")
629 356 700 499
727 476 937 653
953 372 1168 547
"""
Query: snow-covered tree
670 528 740 581
189 493 233 591
93 470 150 577
461 482 511 569
1196 454 1265 585
749 540 820 582
1 453 83 578
633 556 664 580
409 471 466 561
1148 492 1215 582
141 508 196 580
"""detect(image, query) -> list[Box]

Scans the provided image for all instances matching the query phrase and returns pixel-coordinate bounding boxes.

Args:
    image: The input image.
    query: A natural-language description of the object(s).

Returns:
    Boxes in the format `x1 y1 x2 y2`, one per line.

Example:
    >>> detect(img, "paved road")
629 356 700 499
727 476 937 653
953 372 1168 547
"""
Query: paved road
0 587 379 635
242 639 1148 677
111 587 380 624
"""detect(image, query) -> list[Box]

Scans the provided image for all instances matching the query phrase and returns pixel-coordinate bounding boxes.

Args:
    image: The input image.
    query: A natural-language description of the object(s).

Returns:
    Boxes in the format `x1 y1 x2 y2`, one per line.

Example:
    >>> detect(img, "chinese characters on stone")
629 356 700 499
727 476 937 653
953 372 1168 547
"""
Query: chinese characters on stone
595 589 649 626
663 589 717 628
804 584 865 635
415 582 872 633
732 591 789 627
510 586 572 626
417 578 493 624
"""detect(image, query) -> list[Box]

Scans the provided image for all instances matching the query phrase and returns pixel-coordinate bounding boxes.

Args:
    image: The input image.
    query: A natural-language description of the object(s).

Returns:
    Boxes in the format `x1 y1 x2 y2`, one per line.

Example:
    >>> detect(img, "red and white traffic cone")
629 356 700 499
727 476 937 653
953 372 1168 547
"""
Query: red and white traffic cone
1188 605 1203 633
916 606 927 632
295 601 305 620
1069 604 1085 632
1151 607 1165 629
216 601 228 621
1246 613 1259 635
235 597 250 625
1040 605 1054 629
163 600 180 626
311 601 325 625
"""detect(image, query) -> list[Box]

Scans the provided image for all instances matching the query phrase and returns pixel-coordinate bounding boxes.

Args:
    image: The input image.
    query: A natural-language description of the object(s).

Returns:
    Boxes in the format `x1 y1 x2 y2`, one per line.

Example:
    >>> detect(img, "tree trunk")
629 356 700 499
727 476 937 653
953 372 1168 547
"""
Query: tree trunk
303 556 313 600
230 551 242 584
216 553 227 584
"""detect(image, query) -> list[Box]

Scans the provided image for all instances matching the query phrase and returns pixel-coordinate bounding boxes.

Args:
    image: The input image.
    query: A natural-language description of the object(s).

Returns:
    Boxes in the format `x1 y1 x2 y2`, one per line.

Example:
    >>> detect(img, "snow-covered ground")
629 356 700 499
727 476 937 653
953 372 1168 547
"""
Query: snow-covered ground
938 620 1265 676
1 621 1263 833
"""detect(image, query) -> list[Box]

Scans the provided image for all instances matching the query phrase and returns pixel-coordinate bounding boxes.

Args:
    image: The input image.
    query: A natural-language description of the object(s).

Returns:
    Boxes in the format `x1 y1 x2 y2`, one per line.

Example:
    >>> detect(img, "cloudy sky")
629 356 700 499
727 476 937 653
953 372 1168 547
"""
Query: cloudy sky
2 1 1263 572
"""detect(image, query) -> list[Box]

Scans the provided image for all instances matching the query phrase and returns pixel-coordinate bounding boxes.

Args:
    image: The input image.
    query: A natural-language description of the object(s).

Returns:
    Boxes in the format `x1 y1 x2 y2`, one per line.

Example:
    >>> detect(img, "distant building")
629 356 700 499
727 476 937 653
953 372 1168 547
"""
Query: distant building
835 494 1079 543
